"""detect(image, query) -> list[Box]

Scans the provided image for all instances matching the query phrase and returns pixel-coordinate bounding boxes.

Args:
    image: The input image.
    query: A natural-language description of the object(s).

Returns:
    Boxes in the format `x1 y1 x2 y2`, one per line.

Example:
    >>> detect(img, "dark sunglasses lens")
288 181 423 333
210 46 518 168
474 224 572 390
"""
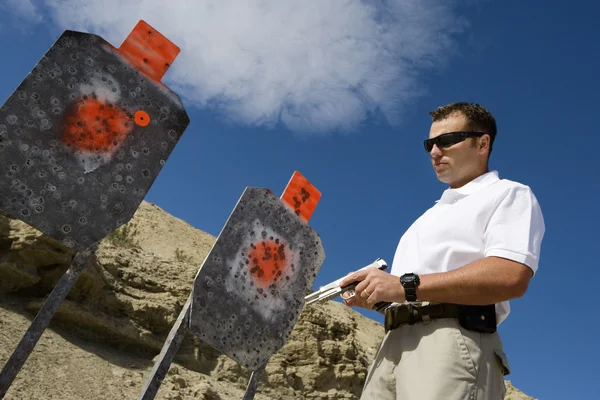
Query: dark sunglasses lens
424 140 434 152
424 133 464 152
424 135 455 152
438 134 459 148
424 132 483 152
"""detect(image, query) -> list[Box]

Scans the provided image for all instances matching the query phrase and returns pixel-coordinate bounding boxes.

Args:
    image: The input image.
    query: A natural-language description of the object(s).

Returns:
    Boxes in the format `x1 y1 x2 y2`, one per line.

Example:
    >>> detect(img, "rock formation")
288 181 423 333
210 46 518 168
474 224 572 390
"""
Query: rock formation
0 202 535 399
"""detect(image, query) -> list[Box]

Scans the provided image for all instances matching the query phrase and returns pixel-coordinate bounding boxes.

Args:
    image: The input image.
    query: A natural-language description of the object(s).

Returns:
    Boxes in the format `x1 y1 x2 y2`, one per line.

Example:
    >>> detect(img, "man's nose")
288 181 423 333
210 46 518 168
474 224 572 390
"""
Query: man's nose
429 144 442 157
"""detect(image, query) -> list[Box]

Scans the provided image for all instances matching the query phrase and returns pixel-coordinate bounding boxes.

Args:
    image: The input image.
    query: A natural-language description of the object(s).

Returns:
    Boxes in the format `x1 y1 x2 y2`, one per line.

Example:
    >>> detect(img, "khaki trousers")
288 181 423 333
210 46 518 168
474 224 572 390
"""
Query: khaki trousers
360 317 510 400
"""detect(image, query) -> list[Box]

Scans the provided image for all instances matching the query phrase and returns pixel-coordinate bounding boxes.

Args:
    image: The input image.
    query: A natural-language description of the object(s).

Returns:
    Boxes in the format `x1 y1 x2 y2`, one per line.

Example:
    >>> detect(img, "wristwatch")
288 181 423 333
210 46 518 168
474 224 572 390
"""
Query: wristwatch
400 273 420 302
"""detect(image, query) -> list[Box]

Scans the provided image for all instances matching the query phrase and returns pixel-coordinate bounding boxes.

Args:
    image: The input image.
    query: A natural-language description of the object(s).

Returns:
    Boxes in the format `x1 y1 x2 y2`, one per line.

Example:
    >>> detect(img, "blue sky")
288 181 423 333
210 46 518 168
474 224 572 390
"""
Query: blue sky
1 1 599 399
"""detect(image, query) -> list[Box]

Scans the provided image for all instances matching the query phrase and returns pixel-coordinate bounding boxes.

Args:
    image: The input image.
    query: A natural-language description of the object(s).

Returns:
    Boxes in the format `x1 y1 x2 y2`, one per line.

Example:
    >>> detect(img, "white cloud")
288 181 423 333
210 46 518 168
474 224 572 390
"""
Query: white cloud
32 0 470 134
1 0 43 23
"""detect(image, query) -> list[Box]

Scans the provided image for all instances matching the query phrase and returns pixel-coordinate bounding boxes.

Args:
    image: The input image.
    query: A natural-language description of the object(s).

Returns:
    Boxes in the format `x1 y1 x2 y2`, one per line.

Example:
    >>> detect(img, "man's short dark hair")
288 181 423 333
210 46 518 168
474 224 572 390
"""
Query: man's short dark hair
429 102 497 157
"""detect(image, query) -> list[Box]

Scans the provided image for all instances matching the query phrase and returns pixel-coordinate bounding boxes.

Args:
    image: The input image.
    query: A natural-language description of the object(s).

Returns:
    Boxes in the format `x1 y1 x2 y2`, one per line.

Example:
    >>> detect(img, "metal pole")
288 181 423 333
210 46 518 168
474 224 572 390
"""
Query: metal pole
0 245 96 399
242 365 266 400
137 295 191 400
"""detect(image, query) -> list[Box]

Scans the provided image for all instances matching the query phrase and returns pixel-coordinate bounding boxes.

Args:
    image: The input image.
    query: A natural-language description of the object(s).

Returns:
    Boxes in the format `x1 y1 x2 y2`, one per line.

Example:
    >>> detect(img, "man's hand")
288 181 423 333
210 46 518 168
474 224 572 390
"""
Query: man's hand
338 268 405 310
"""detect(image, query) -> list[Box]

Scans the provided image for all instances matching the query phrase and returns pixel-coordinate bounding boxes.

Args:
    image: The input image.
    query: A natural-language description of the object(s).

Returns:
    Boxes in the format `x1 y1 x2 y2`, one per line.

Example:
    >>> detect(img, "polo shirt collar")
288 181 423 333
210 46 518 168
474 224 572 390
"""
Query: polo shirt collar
437 170 500 204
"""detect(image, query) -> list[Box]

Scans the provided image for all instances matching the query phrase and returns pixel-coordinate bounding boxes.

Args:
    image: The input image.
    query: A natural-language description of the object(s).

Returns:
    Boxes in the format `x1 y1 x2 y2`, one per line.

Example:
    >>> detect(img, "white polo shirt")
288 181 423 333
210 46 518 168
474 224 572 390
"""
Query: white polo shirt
390 170 545 325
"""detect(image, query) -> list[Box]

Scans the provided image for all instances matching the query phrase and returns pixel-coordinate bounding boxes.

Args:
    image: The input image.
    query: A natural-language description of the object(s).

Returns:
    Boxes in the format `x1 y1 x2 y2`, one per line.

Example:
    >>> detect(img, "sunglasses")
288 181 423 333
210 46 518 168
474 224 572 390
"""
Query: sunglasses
424 131 487 152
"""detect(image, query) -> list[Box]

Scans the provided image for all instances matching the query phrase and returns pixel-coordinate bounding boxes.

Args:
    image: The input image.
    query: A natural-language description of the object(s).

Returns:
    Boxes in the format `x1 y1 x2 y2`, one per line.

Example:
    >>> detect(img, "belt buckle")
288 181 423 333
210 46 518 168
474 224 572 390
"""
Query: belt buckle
407 303 419 325
384 306 395 332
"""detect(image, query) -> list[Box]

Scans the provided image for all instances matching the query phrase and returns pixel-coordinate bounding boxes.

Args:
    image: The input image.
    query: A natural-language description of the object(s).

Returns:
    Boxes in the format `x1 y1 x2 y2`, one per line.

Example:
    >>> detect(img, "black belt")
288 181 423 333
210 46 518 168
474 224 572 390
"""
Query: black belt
384 303 460 332
384 303 497 334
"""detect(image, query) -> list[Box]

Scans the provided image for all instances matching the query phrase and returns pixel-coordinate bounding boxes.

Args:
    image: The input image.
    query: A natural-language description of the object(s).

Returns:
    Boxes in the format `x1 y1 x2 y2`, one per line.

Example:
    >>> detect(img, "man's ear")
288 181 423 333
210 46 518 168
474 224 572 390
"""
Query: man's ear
478 134 491 154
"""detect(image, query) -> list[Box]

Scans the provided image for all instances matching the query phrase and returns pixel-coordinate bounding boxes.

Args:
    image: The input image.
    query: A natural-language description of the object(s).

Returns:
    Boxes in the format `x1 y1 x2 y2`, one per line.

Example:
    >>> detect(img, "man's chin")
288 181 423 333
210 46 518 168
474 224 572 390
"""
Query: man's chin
434 171 452 184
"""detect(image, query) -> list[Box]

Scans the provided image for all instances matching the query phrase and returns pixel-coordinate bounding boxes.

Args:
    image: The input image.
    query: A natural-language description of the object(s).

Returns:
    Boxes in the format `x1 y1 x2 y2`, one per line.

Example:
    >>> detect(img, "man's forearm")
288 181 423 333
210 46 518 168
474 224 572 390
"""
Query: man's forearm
415 256 533 305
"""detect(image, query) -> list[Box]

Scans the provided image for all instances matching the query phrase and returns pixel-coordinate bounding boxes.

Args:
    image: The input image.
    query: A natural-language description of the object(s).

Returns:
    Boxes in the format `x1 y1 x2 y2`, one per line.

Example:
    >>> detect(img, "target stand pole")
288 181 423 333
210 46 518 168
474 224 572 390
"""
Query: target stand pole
242 366 267 400
0 245 96 399
137 295 192 400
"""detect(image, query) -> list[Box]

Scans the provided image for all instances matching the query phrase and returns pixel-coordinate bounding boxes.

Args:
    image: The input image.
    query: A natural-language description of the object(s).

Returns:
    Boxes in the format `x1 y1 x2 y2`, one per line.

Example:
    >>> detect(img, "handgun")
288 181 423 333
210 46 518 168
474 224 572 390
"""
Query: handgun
305 258 391 311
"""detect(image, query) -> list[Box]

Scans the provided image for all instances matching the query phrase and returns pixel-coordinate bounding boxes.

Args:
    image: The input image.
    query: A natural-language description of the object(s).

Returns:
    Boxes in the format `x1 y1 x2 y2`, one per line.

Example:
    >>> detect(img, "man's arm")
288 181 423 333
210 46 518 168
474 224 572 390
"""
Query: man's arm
339 256 533 309
414 256 532 305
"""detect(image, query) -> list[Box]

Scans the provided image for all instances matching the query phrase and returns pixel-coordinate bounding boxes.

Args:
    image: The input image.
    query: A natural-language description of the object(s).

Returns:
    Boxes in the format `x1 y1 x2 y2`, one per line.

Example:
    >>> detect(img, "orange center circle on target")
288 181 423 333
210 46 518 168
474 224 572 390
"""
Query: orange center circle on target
248 240 288 287
134 110 151 126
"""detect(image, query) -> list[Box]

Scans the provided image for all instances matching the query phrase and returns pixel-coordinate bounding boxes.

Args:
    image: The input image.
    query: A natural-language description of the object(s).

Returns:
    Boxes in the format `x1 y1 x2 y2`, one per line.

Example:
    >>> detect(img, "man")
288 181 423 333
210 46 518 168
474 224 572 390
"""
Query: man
339 102 545 400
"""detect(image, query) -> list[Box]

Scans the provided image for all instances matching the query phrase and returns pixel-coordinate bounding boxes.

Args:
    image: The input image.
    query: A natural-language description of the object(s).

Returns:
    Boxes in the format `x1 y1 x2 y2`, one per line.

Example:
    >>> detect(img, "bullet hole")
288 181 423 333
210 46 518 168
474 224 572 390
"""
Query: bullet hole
111 202 124 214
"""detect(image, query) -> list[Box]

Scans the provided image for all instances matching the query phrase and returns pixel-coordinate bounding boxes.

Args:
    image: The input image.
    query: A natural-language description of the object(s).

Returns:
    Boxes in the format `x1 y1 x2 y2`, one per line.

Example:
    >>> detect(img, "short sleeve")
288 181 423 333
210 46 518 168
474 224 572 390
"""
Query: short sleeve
484 184 545 275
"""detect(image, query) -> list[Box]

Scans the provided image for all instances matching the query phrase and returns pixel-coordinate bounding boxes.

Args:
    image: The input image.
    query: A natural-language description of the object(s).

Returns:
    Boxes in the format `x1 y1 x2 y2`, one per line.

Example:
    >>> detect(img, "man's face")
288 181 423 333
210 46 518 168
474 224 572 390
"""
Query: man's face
428 113 486 188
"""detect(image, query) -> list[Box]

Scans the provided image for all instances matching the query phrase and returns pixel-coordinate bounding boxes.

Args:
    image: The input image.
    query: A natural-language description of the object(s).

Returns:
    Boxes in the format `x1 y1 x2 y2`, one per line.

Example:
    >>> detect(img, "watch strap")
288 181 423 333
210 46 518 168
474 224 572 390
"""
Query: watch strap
404 285 418 302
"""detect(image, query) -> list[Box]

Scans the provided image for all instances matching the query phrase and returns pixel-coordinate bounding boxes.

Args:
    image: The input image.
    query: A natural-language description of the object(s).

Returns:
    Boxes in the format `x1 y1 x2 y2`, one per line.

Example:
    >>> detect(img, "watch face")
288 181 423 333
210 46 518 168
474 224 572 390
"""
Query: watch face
402 274 419 285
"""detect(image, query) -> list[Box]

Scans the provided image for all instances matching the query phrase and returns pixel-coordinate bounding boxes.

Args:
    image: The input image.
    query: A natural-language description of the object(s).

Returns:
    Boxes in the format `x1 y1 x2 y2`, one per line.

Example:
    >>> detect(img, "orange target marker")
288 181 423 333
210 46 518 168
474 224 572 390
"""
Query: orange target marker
135 110 150 126
247 239 288 288
280 171 322 222
62 98 133 153
117 20 180 83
